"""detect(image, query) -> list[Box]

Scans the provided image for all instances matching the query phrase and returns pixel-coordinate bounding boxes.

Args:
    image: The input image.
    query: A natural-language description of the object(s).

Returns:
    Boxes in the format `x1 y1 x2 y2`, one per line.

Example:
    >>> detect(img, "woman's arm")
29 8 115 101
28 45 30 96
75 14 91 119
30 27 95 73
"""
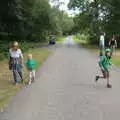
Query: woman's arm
8 49 12 70
19 49 23 59
19 49 24 67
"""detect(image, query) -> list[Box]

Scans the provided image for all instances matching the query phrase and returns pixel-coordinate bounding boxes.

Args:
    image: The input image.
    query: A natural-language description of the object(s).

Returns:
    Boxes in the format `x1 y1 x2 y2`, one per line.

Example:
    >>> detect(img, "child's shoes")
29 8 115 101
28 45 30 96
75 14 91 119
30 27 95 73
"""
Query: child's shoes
95 76 99 82
107 84 112 88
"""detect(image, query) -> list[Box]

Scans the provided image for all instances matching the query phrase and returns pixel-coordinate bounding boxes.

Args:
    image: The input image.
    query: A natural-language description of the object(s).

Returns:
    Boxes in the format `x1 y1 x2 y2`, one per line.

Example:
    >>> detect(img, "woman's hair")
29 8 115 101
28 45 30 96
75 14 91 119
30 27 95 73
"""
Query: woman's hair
13 41 19 47
12 41 19 50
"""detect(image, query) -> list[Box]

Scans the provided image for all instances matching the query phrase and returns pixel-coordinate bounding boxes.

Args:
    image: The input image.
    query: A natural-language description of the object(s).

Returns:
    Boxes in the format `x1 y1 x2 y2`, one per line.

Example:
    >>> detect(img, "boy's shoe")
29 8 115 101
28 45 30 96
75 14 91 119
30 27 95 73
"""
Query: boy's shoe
95 76 99 82
107 84 112 88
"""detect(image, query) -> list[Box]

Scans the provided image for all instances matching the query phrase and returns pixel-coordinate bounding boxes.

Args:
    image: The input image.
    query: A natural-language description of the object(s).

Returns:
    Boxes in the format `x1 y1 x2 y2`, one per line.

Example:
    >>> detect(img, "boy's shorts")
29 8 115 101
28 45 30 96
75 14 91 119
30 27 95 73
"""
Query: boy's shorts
101 70 109 78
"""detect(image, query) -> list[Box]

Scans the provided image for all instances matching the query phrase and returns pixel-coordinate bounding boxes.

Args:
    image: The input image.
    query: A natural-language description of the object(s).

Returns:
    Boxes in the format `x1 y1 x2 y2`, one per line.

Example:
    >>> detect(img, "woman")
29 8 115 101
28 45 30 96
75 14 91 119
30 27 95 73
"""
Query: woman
9 42 23 85
109 35 117 56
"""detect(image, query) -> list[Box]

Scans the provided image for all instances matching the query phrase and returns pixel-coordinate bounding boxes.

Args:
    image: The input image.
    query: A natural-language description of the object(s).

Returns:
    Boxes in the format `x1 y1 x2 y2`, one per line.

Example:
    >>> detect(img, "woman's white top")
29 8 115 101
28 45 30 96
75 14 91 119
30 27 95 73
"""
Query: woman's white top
9 49 23 58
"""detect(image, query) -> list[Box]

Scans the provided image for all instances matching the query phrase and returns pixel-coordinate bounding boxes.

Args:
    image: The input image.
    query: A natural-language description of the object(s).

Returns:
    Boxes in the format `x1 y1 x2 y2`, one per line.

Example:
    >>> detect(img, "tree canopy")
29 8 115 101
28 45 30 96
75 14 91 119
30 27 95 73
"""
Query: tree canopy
0 0 74 41
69 0 120 44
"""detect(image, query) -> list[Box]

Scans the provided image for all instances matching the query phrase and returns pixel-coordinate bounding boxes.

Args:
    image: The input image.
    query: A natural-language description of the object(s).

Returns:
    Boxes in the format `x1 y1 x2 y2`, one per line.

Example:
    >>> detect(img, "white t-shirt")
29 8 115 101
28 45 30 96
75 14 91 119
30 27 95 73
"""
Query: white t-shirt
9 49 23 58
100 35 105 46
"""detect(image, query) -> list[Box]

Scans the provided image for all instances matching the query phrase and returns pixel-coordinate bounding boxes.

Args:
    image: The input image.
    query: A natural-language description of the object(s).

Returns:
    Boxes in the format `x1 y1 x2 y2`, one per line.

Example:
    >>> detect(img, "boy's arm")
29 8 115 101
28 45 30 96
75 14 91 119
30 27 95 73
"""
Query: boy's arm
33 61 37 69
109 60 112 66
25 62 31 71
25 62 28 69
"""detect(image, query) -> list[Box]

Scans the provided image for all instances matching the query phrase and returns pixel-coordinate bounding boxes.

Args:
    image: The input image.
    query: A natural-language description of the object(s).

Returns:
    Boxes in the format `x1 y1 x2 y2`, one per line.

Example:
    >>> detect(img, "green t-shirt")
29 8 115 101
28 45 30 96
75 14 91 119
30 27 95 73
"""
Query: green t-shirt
26 60 37 71
99 55 112 71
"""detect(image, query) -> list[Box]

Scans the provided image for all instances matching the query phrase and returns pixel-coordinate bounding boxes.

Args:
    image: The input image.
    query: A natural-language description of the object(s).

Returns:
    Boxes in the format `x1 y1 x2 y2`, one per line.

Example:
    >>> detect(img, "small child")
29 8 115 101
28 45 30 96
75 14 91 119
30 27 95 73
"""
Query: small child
26 54 37 85
95 49 112 88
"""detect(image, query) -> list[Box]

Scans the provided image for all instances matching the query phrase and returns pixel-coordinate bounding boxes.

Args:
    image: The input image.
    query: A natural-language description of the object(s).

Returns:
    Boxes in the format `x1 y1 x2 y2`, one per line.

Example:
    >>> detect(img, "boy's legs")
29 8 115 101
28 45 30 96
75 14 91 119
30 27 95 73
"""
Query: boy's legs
106 71 112 88
96 70 112 88
29 71 32 85
28 71 36 84
31 70 36 83
96 70 106 81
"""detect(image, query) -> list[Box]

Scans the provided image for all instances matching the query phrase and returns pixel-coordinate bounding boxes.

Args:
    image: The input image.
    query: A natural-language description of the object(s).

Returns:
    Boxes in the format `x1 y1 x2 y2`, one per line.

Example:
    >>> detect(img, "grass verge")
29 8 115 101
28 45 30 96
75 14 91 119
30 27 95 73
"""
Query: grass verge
73 36 88 45
56 36 66 44
0 47 50 112
73 35 120 67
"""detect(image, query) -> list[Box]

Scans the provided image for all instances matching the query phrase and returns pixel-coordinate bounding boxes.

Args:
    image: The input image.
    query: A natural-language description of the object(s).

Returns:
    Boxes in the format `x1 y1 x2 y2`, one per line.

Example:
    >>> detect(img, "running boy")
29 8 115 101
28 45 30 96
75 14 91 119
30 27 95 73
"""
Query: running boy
26 54 37 85
96 49 112 88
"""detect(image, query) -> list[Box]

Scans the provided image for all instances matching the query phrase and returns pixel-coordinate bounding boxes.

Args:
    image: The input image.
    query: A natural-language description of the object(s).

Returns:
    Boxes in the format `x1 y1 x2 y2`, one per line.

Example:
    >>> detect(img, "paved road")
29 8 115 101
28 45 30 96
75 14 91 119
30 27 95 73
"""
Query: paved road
0 36 120 120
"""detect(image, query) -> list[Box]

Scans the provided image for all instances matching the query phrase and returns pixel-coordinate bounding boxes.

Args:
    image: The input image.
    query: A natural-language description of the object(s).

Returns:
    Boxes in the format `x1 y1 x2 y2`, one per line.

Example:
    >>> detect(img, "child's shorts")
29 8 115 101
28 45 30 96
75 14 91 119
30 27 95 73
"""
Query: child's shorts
101 70 109 78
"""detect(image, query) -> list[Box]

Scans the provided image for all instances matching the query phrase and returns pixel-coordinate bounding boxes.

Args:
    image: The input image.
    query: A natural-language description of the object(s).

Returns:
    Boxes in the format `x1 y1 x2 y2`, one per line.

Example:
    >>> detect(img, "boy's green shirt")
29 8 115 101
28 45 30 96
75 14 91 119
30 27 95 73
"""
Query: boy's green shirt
99 55 112 71
26 60 37 71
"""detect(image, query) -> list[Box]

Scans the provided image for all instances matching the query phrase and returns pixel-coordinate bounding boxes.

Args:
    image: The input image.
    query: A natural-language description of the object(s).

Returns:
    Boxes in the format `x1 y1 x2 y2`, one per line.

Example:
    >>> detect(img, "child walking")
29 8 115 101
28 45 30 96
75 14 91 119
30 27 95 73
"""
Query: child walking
26 54 37 85
95 49 112 88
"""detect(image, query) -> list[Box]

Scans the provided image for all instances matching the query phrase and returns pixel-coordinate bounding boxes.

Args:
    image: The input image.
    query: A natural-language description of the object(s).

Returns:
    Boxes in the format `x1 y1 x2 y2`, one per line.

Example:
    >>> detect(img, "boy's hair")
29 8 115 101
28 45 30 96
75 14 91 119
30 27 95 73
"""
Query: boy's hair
28 54 32 58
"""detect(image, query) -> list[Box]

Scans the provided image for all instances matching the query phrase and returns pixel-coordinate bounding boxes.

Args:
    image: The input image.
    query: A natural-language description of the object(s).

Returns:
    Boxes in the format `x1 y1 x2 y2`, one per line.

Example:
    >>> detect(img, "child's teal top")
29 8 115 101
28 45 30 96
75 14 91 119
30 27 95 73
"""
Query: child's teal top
26 60 37 71
99 55 112 72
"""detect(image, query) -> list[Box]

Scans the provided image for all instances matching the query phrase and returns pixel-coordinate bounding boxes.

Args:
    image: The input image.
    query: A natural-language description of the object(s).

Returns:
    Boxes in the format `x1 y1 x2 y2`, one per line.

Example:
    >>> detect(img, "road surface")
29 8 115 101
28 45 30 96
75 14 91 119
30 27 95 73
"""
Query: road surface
0 36 120 120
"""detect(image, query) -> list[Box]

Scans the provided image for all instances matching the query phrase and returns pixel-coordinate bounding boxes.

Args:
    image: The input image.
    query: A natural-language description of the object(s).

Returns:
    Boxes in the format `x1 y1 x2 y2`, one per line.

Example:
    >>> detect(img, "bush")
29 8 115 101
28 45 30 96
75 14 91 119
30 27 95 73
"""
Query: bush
0 40 33 60
0 41 10 60
76 33 89 42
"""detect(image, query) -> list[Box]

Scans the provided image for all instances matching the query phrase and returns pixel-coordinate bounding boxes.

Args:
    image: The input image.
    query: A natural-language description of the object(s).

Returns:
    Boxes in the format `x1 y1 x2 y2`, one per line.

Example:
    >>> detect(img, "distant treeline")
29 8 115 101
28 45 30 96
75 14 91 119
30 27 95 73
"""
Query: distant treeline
69 0 120 46
0 0 74 41
0 0 75 60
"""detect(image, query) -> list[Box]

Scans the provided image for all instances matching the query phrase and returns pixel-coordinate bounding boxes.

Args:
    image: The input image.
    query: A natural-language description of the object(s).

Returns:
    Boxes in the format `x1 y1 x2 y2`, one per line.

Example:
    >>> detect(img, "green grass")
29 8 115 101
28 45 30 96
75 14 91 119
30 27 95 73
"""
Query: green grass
73 35 99 52
73 35 120 67
112 57 120 67
73 36 87 45
0 47 50 111
57 36 66 44
111 49 120 67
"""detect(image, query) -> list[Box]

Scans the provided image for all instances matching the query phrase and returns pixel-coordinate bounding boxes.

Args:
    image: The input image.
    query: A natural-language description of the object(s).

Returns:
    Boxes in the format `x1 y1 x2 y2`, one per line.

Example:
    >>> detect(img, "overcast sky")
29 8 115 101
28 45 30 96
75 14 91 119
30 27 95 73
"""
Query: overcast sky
59 0 69 10
50 0 79 16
